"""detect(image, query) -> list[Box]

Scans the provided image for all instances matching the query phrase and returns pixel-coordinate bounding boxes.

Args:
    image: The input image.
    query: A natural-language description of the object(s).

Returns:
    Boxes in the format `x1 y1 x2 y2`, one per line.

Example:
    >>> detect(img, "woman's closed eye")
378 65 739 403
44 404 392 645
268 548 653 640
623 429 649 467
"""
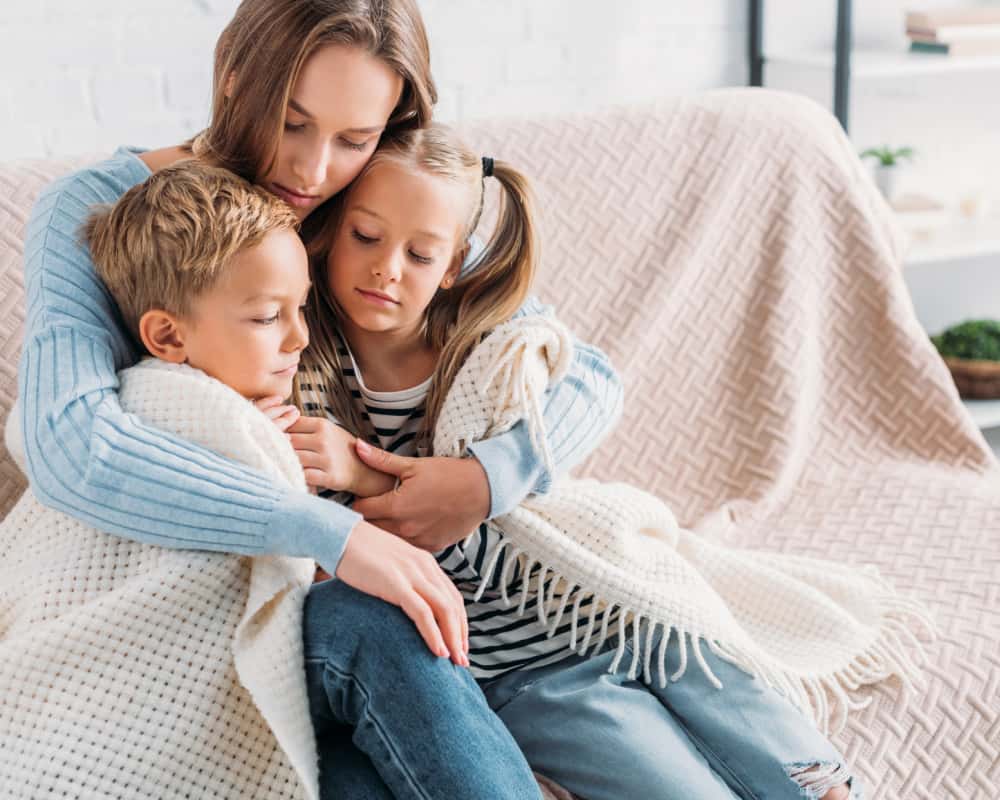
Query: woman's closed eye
339 137 370 152
253 313 279 325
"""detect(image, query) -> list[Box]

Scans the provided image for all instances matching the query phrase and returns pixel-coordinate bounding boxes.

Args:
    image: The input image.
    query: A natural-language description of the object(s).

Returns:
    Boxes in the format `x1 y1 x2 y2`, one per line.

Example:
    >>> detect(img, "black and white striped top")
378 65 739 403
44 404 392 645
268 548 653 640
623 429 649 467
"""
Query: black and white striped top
301 339 598 682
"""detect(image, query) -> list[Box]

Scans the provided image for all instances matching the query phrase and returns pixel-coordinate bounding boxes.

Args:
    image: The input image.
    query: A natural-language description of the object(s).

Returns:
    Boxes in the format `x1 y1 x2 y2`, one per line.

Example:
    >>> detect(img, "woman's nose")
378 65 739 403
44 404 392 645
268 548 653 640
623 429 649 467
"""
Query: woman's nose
290 141 328 190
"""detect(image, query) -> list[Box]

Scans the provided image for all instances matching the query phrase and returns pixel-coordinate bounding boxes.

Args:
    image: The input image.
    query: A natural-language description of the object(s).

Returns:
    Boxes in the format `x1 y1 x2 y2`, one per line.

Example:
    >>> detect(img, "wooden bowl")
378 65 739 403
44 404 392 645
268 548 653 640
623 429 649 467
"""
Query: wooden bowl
944 356 1000 399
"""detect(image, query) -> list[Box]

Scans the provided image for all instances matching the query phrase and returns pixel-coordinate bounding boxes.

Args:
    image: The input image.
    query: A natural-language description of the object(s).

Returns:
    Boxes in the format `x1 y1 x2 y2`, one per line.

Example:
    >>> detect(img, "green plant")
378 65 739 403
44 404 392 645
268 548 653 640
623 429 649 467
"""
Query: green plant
860 145 914 167
931 319 1000 361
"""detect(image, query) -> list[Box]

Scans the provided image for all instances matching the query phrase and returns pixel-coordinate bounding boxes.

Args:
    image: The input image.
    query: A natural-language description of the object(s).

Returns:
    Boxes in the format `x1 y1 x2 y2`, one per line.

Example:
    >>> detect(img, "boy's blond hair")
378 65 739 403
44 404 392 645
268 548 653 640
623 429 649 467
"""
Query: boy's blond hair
85 160 299 342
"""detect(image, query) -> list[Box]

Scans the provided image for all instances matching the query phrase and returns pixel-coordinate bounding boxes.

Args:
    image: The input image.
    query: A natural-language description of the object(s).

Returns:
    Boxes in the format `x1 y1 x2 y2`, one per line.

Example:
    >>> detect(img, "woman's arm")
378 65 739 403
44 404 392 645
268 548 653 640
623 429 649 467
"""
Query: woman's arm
18 163 360 573
351 295 623 547
466 295 623 517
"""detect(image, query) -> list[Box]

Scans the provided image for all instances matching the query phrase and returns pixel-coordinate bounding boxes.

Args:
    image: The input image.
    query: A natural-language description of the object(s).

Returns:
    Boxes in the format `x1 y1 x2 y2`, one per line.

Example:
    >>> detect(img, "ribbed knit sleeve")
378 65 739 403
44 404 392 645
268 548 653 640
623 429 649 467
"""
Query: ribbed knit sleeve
18 149 360 571
467 296 623 518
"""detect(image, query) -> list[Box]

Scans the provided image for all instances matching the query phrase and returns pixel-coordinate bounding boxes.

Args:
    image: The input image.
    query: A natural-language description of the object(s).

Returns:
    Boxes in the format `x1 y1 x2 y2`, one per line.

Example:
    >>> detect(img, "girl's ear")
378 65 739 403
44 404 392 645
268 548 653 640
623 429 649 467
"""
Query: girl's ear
139 309 188 363
442 243 469 289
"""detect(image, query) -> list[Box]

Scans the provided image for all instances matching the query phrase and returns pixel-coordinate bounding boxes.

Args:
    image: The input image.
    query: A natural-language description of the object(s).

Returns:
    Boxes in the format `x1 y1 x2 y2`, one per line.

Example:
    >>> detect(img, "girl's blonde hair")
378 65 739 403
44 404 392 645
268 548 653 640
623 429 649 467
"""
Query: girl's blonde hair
300 124 538 450
192 0 436 183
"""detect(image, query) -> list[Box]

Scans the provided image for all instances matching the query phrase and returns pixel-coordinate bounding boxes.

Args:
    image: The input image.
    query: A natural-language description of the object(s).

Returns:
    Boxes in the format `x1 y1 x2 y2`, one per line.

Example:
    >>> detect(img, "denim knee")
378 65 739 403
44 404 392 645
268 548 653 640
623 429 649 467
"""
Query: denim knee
302 578 435 671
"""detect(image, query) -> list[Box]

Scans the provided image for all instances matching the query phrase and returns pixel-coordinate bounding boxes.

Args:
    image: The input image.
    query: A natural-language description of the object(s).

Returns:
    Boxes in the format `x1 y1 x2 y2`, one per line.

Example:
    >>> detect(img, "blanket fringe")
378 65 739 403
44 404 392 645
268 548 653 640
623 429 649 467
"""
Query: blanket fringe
474 536 935 736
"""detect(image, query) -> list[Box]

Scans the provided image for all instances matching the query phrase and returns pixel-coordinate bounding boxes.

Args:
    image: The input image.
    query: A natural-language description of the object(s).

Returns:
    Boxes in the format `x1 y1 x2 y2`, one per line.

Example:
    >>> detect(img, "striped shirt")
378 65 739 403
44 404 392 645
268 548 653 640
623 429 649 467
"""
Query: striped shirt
302 339 609 681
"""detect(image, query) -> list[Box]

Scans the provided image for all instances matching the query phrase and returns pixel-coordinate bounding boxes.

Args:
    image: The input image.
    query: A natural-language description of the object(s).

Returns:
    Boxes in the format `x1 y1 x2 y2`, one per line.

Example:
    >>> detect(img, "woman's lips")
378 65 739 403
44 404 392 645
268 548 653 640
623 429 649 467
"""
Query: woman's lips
356 288 399 307
274 364 299 377
271 183 320 209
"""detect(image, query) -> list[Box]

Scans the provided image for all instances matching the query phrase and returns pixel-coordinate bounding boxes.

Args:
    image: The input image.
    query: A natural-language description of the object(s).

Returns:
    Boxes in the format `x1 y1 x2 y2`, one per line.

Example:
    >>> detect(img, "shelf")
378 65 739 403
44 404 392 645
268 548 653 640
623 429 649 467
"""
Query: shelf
766 47 1000 78
963 398 1000 429
901 215 1000 266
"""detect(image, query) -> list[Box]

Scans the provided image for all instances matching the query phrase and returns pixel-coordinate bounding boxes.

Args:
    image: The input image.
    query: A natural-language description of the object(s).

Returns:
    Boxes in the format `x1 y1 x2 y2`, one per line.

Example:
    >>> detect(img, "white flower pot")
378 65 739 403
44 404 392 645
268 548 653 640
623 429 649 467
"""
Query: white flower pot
873 164 902 202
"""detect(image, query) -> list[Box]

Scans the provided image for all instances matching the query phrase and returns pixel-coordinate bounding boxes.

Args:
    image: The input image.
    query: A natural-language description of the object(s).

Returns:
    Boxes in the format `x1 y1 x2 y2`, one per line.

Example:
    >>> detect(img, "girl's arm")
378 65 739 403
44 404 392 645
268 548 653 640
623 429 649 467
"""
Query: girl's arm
466 295 623 517
19 166 361 573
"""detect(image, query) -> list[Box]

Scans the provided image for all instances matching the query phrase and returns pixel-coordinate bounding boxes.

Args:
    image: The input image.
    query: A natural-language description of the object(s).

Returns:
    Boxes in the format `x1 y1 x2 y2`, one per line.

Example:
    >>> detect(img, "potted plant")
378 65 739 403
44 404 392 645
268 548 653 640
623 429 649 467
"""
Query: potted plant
860 145 914 201
931 319 1000 398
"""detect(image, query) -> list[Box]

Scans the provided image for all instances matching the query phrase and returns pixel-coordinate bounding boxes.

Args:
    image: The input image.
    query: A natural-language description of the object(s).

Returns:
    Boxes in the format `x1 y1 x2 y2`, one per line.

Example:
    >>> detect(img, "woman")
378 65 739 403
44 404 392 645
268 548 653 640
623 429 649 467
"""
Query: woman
13 1 622 797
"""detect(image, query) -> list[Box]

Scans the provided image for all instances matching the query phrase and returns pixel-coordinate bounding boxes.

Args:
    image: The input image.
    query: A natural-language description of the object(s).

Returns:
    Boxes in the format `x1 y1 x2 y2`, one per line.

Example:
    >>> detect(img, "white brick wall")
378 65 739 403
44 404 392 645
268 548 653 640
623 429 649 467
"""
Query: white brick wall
0 0 997 244
0 1 747 159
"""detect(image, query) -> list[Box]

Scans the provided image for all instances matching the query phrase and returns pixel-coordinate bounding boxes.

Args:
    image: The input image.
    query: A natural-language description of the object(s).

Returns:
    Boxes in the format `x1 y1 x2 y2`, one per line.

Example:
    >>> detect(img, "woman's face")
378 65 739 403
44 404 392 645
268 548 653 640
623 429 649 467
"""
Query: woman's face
260 45 403 221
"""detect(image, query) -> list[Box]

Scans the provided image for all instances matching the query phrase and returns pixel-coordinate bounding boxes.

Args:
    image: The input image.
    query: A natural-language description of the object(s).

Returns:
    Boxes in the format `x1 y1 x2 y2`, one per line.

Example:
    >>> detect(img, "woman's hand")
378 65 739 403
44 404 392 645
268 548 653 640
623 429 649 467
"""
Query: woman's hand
254 396 300 432
288 416 396 496
350 440 491 552
336 519 470 666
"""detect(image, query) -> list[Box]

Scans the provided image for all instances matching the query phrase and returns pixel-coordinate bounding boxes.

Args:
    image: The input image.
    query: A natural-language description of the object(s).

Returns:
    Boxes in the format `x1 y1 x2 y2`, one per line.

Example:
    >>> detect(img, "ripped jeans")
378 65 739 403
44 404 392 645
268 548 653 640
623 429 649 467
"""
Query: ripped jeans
480 630 864 800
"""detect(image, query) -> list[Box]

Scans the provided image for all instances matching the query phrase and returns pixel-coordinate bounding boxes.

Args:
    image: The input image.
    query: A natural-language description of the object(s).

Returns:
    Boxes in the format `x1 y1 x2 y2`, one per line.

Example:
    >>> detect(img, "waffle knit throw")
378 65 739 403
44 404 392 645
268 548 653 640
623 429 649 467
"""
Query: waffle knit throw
433 315 936 736
0 359 318 799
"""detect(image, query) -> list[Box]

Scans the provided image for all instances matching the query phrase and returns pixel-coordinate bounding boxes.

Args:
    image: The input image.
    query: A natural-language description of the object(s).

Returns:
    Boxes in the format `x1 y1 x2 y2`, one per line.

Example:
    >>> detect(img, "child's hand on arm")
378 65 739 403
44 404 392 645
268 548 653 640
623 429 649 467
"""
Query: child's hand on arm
254 396 301 432
287 415 397 497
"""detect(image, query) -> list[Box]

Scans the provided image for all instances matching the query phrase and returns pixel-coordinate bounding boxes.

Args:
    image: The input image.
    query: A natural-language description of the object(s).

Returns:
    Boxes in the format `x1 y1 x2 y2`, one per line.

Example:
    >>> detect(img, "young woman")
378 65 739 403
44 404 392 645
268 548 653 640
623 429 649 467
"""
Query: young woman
14 1 621 797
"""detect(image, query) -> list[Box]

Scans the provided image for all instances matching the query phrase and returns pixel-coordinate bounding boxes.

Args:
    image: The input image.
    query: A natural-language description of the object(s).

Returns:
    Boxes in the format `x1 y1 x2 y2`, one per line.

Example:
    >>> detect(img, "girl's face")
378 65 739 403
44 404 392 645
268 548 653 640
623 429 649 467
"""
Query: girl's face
326 159 466 343
260 45 403 221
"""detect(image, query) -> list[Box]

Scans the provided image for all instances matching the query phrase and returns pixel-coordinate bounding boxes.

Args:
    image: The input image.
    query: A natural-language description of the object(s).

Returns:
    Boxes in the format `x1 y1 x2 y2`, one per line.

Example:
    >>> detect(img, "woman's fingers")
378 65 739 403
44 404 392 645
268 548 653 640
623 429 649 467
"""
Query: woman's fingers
399 592 448 659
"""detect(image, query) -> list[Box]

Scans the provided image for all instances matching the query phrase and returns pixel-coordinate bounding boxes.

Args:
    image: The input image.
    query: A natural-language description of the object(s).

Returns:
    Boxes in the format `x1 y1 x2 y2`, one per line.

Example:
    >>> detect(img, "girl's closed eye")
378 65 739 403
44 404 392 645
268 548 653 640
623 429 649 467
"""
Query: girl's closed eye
253 313 279 325
283 122 306 134
340 137 369 152
352 229 378 245
409 250 433 265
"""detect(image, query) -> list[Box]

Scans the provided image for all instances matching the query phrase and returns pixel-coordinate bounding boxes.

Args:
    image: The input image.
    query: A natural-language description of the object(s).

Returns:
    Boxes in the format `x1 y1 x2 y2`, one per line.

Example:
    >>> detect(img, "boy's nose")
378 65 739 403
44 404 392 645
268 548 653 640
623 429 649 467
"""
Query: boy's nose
286 314 309 351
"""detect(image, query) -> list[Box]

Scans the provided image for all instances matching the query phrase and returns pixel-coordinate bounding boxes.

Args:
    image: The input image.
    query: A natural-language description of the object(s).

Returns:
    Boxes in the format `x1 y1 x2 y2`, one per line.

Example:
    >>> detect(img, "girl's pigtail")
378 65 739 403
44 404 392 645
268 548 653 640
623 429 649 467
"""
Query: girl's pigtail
422 160 538 445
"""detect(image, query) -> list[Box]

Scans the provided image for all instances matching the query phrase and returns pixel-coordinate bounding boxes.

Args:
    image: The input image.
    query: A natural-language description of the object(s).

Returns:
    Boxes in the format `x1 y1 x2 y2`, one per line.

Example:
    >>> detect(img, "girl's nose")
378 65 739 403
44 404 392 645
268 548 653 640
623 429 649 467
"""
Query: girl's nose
372 249 403 282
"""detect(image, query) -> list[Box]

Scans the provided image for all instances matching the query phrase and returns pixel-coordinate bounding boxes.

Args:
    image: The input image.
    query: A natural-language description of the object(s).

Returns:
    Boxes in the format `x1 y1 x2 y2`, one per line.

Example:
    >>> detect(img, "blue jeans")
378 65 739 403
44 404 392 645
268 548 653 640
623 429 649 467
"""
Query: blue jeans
481 631 865 800
302 578 543 800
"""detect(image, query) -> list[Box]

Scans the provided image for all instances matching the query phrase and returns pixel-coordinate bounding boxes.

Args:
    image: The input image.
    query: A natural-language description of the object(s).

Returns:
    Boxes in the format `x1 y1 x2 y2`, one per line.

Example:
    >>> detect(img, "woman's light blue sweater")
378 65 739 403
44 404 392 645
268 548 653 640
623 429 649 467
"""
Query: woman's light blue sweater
18 146 623 572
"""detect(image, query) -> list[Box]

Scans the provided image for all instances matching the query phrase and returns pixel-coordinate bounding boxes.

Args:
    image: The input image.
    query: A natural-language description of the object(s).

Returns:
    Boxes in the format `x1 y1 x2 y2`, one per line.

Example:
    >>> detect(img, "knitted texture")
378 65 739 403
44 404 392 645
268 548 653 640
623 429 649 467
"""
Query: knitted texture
436 316 935 736
0 360 318 799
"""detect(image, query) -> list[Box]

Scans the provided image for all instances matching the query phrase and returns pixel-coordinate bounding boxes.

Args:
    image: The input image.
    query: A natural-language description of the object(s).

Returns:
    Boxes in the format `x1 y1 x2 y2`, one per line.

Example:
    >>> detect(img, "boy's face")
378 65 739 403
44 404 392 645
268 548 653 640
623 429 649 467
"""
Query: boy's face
173 228 311 400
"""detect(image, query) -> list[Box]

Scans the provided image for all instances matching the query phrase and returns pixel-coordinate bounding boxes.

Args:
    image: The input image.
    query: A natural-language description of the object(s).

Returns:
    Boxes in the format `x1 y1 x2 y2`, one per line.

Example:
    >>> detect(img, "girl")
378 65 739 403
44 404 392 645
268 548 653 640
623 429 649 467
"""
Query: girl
297 123 859 800
13 1 621 797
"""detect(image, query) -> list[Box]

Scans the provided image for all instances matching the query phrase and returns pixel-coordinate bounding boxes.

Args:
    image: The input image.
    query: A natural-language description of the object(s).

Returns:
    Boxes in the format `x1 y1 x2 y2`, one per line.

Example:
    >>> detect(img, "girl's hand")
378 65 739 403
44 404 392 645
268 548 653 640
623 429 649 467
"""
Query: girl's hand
288 416 395 496
254 396 300 432
351 440 491 552
336 519 470 666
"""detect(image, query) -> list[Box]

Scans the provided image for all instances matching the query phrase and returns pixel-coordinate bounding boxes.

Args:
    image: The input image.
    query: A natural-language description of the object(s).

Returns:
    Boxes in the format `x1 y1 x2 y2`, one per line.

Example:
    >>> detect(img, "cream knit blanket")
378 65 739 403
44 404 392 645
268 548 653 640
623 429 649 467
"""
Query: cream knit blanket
0 359 317 799
434 316 935 735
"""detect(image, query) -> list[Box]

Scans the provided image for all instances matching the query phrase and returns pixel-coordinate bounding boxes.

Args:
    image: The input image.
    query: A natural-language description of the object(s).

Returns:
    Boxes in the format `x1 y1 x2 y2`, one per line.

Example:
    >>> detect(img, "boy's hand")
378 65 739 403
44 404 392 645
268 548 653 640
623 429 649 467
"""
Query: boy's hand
288 416 395 496
254 396 300 432
336 519 470 666
351 440 491 552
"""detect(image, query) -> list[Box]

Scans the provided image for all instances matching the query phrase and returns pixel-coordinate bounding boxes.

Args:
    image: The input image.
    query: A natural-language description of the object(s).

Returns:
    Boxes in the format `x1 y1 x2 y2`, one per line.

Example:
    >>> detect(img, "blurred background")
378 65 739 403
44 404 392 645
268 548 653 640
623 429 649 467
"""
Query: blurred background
3 0 1000 441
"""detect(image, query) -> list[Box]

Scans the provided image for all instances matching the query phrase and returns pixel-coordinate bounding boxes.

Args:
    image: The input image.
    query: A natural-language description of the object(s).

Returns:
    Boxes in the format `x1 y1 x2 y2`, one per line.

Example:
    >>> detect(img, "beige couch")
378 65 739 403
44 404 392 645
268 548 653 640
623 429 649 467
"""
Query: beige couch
2 89 997 799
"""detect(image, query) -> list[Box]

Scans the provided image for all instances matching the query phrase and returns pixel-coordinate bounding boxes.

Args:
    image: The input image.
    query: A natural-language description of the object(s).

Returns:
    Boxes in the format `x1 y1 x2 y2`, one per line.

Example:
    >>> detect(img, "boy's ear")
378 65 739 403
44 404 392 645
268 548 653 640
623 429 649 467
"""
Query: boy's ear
138 309 188 363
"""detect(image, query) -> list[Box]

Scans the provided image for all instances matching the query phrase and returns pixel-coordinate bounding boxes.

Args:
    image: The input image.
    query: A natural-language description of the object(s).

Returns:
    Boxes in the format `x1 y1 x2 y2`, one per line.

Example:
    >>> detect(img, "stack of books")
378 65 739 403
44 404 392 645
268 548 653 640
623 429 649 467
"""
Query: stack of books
907 7 1000 56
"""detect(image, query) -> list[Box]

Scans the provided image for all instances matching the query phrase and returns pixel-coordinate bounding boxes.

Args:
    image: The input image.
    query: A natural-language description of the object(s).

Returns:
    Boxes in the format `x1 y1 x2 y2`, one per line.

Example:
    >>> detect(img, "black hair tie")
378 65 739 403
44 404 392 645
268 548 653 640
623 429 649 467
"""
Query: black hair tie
481 156 494 178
